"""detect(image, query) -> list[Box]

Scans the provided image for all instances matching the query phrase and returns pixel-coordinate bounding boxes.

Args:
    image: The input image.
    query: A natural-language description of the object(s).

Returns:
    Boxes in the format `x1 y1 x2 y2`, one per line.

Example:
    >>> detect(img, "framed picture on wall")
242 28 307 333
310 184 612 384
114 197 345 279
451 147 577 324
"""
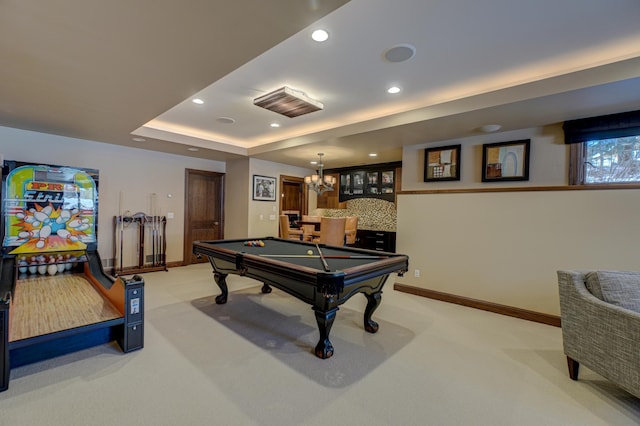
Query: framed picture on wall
253 175 277 201
424 144 461 182
481 139 530 182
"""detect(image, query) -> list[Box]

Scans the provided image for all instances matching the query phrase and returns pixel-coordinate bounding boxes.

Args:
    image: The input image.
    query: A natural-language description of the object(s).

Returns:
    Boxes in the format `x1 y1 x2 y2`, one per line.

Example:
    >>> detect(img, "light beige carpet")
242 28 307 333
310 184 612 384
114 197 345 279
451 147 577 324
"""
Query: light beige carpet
0 263 638 425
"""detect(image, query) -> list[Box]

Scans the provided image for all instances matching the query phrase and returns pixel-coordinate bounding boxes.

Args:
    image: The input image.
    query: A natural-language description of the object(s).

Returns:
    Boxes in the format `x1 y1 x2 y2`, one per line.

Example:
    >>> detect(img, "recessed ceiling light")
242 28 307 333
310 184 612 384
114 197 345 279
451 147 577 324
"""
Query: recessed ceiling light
369 153 378 157
387 86 401 94
310 161 318 165
270 123 280 128
216 117 235 124
132 137 146 142
192 98 204 105
311 29 329 42
187 147 199 152
480 124 502 133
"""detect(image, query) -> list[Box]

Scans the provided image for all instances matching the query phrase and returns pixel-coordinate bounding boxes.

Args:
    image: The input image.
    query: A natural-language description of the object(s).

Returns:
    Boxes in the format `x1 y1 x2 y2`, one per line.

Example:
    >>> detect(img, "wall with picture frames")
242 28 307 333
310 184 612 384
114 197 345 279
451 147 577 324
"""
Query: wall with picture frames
403 125 567 190
394 123 640 317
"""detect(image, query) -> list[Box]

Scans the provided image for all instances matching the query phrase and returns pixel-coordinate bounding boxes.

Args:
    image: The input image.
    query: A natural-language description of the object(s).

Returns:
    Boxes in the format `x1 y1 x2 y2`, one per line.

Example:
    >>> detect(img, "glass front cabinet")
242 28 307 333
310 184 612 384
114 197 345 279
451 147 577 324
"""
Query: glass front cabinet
337 163 399 202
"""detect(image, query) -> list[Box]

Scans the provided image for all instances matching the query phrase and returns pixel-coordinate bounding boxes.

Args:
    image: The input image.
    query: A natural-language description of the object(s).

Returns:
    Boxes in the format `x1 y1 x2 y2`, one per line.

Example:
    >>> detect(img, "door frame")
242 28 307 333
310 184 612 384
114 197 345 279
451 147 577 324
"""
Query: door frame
183 168 225 265
279 175 308 217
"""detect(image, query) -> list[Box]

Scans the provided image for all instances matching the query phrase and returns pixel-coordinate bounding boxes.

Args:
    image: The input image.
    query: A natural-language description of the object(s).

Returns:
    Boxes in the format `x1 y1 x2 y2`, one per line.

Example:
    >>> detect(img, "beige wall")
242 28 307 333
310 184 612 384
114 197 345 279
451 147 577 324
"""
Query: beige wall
0 126 225 266
247 158 314 238
402 126 568 190
396 124 640 315
224 158 250 239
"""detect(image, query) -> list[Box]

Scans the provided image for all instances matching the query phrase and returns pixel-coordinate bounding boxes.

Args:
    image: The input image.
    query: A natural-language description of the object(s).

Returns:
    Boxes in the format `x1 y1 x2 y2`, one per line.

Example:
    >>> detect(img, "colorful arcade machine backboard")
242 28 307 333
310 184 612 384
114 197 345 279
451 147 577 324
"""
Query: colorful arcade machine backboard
3 164 96 265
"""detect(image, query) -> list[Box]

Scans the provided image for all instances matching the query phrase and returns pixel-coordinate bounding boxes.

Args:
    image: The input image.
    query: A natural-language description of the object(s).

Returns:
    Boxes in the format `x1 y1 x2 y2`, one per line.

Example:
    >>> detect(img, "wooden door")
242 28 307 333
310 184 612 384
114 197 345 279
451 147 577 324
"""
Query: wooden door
280 175 307 218
183 169 224 264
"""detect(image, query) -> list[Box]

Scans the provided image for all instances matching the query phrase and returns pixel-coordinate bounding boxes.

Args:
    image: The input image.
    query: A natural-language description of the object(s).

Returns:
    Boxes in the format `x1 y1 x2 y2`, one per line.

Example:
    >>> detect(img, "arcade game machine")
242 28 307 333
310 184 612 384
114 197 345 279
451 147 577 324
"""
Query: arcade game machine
0 162 144 392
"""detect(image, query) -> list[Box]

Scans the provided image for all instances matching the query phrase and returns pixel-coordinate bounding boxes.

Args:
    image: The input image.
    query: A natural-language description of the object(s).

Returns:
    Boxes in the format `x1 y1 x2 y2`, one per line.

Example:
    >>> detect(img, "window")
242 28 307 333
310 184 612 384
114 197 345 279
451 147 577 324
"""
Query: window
564 110 640 185
573 136 640 184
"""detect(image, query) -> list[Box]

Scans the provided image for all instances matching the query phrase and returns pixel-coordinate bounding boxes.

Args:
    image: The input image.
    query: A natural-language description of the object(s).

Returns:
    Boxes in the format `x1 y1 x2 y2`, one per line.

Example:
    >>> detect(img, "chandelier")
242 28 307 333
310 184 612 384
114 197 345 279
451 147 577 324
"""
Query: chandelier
304 153 336 195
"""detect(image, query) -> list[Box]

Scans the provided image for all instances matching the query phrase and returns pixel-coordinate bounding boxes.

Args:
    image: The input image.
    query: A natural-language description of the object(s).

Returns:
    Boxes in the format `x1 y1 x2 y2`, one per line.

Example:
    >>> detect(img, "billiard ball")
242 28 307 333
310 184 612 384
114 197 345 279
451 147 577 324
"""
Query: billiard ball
307 250 313 256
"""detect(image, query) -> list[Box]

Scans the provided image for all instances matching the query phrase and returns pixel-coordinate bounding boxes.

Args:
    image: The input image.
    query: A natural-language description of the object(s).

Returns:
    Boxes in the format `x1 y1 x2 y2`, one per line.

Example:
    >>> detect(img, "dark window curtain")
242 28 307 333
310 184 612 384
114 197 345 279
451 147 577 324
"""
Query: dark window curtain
563 109 640 144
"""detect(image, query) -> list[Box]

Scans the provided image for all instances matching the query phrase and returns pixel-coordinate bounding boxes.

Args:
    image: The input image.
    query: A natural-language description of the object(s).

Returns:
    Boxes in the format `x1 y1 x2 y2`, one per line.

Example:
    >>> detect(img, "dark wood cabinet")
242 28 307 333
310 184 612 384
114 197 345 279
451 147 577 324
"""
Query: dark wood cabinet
355 230 396 252
329 162 401 203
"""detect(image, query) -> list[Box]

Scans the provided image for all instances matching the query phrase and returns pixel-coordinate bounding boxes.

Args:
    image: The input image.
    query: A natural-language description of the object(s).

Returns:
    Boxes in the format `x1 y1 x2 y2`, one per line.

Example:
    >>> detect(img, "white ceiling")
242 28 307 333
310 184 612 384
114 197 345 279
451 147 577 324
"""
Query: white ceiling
2 0 640 170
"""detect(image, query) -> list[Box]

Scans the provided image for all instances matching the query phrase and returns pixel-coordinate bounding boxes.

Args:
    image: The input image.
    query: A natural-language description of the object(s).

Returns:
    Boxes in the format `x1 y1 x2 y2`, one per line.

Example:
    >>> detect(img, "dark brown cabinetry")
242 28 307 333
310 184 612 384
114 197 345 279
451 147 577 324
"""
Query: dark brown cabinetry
355 230 397 252
327 162 401 203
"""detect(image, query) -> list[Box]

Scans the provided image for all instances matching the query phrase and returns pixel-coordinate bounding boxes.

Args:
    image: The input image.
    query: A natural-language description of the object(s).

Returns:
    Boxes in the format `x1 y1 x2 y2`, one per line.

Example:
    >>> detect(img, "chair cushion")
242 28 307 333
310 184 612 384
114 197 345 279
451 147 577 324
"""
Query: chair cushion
585 270 640 313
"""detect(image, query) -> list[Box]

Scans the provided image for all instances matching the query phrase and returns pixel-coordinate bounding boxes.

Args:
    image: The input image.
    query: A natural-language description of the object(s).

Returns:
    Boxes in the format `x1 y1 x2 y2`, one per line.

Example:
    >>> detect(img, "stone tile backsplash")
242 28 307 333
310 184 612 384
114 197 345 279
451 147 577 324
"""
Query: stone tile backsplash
315 198 397 231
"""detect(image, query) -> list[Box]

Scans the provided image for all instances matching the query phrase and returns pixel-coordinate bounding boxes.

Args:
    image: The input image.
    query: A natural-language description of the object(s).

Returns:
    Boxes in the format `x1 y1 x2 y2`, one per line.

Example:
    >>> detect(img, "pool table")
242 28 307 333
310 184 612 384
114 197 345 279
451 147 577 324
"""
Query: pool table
193 237 409 358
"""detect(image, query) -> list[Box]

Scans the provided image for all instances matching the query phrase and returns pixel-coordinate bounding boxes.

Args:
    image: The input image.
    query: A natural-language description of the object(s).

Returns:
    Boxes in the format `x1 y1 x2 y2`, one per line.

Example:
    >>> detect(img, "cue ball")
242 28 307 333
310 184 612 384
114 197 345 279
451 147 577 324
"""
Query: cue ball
307 250 313 256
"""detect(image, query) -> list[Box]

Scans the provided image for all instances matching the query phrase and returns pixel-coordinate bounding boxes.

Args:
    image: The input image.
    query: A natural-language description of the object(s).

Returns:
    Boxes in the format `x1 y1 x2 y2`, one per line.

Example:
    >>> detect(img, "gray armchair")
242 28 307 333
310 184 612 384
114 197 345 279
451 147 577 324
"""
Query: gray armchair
557 270 640 399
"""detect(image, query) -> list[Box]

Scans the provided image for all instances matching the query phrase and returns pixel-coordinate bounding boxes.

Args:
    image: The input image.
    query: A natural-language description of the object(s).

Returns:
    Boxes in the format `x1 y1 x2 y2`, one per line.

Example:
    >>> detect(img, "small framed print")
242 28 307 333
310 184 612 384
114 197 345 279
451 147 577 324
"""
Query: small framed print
253 175 276 201
482 139 530 182
424 144 461 182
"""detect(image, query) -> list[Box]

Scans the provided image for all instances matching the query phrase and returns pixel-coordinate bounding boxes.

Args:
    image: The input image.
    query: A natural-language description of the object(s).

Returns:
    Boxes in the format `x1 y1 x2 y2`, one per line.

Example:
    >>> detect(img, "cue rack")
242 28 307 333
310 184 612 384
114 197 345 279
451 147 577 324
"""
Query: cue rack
113 213 167 275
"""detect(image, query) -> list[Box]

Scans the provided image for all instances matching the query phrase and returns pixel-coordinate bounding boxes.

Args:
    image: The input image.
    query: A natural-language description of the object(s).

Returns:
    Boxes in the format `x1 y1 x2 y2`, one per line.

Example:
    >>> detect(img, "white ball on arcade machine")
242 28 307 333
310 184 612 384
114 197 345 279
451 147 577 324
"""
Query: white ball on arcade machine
47 264 58 275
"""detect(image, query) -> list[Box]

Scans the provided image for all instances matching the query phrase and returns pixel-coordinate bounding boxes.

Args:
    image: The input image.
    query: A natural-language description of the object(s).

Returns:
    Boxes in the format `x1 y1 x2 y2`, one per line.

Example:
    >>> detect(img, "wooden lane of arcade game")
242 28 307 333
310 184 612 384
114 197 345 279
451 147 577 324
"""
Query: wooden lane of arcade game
0 162 144 392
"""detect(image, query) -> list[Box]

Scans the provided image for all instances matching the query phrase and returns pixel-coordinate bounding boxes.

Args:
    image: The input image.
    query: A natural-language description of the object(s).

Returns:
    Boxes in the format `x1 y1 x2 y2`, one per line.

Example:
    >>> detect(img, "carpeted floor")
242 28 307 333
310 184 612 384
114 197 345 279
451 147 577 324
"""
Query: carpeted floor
0 263 638 425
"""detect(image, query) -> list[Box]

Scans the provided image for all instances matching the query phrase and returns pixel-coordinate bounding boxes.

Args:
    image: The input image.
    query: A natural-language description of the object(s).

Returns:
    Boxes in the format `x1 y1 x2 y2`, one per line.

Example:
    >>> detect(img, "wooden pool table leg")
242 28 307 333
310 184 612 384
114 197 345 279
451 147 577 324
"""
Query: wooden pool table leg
313 307 338 359
213 273 228 304
363 292 382 333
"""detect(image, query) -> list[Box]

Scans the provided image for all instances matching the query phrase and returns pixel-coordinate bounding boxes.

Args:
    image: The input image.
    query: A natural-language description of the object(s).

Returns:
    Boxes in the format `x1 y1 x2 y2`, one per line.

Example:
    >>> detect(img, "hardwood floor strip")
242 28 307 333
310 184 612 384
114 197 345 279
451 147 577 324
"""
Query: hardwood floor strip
9 273 122 342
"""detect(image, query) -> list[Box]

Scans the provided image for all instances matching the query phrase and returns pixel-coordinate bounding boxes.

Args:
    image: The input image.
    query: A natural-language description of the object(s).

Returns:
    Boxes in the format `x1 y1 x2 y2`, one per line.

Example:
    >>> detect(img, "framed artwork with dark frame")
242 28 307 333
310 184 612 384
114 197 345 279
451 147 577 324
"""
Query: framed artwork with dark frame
253 175 277 201
424 144 461 182
481 139 530 182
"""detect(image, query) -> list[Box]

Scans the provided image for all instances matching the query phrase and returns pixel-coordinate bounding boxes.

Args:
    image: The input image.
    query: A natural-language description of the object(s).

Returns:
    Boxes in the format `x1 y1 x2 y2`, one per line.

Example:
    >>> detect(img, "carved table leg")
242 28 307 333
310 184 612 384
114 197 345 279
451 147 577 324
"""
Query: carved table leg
313 308 338 359
213 272 229 304
363 292 382 333
261 283 272 294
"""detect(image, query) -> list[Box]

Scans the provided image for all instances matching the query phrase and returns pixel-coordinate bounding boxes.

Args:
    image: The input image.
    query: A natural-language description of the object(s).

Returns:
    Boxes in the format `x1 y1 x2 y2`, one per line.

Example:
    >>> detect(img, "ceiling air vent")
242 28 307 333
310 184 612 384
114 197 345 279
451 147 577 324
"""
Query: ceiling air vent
253 86 323 118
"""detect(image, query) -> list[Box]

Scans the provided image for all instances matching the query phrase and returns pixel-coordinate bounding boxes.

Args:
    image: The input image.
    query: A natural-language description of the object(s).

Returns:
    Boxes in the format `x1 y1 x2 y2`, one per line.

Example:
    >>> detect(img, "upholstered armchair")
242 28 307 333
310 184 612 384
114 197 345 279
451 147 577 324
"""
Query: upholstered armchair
557 270 640 399
344 216 358 246
312 217 347 246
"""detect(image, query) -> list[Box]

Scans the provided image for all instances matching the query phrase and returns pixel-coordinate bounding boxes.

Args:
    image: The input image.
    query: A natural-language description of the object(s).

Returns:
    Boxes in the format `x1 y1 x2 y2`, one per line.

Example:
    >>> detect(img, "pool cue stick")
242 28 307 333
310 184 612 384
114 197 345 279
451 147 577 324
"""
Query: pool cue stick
118 191 124 274
151 194 155 266
156 216 159 266
154 213 158 266
155 197 160 266
315 244 331 272
153 214 157 266
151 193 157 266
149 214 153 267
259 254 388 259
155 195 160 266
